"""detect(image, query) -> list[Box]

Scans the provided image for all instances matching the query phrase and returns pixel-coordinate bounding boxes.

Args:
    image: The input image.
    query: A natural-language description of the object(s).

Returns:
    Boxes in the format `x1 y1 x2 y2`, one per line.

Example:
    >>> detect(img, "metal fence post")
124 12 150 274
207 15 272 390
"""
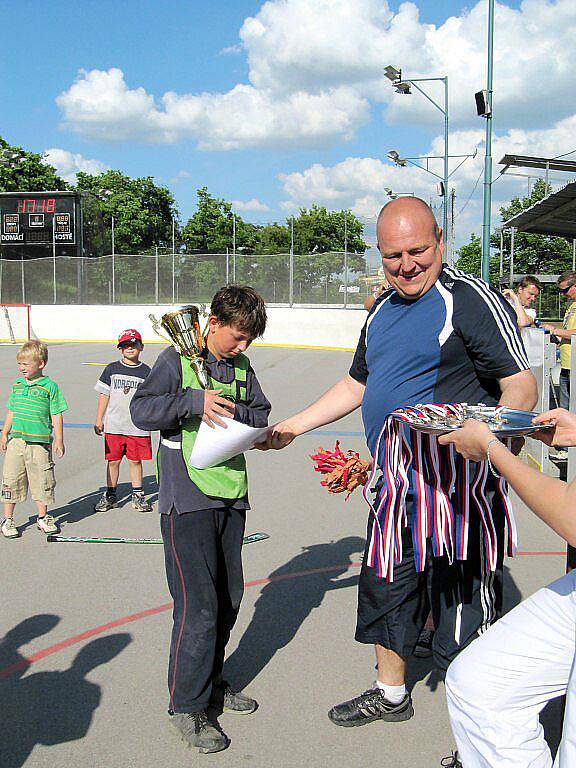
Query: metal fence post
111 216 115 304
52 220 57 304
155 246 159 304
343 211 348 309
509 227 515 287
21 254 25 304
289 218 294 307
232 216 237 283
172 218 176 304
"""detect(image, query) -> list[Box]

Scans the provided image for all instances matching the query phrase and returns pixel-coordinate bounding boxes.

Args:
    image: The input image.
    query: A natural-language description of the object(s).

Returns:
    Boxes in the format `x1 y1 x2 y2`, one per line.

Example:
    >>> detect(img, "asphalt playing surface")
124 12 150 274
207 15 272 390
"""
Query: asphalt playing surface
0 342 566 768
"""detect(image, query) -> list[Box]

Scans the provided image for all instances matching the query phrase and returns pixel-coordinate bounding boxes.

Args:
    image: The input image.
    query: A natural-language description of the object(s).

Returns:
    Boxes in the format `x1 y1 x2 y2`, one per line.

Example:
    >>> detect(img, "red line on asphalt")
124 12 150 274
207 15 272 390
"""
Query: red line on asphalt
0 551 566 681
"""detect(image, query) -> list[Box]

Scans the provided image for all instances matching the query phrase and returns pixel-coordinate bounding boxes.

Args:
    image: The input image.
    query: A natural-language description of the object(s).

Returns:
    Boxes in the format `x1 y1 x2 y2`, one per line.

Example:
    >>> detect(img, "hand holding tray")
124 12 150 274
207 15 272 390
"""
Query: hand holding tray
392 404 554 437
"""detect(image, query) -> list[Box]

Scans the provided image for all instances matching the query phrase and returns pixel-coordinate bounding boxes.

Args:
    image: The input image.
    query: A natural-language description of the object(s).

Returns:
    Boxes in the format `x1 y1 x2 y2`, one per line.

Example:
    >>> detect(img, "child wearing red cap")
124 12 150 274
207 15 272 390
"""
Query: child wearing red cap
93 329 152 512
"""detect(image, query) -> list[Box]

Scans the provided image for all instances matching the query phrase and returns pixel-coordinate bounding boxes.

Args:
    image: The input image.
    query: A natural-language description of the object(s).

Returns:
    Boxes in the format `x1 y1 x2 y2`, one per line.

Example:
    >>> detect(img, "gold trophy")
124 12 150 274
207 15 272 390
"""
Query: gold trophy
149 305 211 389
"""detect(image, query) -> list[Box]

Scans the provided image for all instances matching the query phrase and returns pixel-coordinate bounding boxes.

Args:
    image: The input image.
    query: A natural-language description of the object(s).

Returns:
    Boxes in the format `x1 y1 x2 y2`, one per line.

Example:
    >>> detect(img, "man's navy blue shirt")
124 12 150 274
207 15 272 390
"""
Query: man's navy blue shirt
349 266 530 456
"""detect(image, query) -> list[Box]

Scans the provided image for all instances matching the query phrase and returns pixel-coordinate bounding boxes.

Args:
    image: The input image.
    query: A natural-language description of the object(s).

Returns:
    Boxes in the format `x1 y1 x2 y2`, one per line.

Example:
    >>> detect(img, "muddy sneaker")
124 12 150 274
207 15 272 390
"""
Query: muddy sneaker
169 711 229 753
328 687 414 727
37 515 58 534
94 492 117 512
131 493 153 513
1 518 18 538
211 678 258 714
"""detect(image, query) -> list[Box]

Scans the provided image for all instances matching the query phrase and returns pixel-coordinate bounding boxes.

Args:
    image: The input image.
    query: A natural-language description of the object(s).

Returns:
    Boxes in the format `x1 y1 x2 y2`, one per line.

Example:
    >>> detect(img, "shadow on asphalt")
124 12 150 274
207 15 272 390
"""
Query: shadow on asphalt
0 621 131 768
224 536 364 691
17 475 158 533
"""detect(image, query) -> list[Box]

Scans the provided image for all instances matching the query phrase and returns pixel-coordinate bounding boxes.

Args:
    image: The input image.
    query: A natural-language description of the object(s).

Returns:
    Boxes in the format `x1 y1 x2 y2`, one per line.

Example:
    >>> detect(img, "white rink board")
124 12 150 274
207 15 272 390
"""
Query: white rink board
26 305 366 350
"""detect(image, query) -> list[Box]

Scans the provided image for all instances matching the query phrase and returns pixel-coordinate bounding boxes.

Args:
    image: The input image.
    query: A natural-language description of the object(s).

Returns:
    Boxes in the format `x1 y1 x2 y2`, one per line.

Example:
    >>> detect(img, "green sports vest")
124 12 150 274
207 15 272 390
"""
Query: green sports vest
180 353 249 499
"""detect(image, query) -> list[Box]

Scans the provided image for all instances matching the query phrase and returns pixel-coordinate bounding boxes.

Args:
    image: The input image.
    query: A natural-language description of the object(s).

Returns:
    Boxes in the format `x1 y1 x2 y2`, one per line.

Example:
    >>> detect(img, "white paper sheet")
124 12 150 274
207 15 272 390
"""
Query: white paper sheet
189 417 270 469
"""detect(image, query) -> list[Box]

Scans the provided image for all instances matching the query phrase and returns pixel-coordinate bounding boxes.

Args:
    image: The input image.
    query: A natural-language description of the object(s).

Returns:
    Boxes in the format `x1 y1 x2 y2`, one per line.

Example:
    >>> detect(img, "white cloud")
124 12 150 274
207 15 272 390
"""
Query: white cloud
57 68 368 149
56 0 576 149
43 147 107 182
232 198 270 212
279 114 576 248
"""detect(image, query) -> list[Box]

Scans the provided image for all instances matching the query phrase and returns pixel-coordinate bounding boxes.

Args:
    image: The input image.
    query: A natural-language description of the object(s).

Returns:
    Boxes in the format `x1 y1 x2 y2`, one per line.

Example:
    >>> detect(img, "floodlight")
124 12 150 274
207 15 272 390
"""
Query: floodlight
394 81 412 95
384 65 402 83
387 150 407 167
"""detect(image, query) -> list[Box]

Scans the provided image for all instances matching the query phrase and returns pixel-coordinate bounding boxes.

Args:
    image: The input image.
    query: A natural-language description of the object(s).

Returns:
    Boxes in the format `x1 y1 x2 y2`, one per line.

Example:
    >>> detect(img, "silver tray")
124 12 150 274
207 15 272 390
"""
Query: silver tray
392 406 554 437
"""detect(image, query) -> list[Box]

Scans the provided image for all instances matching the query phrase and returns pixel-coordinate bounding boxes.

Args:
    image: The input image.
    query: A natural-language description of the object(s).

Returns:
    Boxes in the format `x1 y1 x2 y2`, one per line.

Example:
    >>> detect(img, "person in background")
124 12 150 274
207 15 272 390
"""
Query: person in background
542 271 576 410
93 329 152 513
502 275 541 328
0 340 67 539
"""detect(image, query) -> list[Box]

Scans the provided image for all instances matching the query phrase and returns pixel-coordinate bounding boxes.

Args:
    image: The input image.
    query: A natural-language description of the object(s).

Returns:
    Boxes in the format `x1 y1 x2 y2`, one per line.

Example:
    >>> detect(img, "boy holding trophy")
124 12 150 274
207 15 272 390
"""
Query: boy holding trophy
130 286 270 754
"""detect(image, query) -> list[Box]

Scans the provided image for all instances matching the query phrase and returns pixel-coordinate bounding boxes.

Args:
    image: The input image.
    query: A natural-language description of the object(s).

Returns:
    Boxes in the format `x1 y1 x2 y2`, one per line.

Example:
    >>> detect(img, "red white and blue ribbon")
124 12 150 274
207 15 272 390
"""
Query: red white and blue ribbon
363 404 516 582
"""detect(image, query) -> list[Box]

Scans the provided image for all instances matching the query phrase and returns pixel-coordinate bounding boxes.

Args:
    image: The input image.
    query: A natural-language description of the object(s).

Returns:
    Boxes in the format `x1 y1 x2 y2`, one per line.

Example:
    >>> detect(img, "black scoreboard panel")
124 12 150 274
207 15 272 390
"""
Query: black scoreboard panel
0 194 76 245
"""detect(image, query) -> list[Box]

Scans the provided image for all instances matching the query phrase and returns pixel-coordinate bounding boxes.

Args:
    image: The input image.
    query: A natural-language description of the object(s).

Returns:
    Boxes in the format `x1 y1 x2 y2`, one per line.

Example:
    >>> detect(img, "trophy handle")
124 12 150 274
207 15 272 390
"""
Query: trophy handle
149 314 181 350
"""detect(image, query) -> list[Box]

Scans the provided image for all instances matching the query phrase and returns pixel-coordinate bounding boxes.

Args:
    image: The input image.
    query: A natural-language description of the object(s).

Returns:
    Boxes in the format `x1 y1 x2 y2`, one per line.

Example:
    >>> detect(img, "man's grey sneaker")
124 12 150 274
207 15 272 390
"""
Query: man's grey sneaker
37 515 58 534
1 518 18 538
169 711 229 753
413 628 434 658
212 678 258 714
131 493 153 513
441 752 463 767
328 687 414 727
94 493 117 512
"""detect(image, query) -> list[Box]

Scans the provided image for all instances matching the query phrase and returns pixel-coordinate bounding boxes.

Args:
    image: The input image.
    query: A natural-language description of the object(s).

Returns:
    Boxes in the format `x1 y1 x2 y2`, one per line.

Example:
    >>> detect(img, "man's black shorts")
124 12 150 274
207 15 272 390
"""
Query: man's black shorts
355 500 505 672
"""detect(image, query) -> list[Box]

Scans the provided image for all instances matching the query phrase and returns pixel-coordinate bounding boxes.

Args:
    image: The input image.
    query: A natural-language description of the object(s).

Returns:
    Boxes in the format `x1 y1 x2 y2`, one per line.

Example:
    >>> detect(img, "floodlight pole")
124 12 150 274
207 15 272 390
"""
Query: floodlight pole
481 0 495 282
388 75 450 263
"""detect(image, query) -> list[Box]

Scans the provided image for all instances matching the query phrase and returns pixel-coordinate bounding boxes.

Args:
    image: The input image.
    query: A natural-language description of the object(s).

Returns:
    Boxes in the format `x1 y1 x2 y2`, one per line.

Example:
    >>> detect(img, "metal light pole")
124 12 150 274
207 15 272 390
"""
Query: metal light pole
481 0 495 282
384 69 450 261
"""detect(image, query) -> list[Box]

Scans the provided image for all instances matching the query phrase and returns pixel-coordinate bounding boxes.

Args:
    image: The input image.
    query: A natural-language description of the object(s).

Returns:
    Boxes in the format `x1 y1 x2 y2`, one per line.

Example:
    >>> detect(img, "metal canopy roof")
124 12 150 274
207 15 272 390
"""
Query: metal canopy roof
503 181 576 239
499 154 576 174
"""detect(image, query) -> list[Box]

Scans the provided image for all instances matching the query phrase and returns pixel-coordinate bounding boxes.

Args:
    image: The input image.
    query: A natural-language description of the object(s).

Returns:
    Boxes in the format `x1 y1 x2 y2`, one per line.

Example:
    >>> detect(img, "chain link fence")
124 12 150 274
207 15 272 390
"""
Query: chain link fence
0 251 376 307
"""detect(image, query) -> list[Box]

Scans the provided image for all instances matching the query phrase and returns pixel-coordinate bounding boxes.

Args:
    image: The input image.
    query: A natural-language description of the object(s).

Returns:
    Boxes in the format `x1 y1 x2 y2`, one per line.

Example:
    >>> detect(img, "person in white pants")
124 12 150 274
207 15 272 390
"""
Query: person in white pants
438 409 576 768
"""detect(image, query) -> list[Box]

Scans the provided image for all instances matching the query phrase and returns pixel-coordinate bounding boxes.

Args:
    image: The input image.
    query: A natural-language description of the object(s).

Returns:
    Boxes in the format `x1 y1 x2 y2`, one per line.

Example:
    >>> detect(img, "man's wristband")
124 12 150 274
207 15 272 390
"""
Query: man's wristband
486 438 501 478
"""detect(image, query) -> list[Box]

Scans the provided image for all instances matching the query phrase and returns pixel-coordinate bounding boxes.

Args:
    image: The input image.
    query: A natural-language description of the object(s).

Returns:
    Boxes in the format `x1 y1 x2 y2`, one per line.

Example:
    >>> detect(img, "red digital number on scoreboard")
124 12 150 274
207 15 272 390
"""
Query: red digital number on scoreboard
17 199 56 214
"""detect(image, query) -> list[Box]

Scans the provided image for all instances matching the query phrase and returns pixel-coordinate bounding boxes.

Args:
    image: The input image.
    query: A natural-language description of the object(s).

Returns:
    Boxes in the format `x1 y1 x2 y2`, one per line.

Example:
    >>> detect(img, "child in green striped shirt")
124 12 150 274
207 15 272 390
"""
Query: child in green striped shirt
0 340 67 539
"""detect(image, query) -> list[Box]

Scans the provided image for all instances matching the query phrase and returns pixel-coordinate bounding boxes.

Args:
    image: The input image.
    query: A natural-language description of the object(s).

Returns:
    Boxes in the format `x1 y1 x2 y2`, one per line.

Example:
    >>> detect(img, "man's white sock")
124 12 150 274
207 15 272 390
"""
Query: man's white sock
375 680 406 704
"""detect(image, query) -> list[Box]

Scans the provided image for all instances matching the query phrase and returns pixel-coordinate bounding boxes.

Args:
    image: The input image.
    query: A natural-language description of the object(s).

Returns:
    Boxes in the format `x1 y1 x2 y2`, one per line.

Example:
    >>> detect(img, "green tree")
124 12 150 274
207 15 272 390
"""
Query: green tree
182 187 257 253
454 234 500 281
498 179 572 275
455 179 572 281
0 137 67 192
75 170 178 254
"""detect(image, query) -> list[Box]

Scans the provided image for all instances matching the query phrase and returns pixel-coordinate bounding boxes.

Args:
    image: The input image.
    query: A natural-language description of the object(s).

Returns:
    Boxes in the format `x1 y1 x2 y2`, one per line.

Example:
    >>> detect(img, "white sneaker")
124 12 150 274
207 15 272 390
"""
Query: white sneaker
1 518 18 538
37 515 58 534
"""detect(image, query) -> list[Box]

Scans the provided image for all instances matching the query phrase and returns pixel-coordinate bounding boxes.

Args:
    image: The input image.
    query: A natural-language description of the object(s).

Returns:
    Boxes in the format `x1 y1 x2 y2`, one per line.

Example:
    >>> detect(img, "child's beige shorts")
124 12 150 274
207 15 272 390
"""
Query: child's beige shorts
1 438 55 504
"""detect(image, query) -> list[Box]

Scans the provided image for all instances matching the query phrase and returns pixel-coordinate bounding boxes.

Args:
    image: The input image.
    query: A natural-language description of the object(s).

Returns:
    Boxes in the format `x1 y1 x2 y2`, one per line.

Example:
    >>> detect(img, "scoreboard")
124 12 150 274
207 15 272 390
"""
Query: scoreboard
0 192 79 247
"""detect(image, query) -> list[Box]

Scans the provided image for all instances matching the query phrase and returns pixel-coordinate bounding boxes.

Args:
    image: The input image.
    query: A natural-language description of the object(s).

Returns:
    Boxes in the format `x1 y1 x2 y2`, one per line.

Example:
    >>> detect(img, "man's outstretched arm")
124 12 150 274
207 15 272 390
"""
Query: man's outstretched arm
262 375 365 450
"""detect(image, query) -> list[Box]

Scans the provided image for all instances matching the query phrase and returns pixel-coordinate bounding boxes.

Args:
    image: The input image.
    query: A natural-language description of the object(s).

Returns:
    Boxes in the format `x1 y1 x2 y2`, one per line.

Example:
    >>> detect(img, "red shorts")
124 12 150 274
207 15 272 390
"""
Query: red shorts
104 434 153 462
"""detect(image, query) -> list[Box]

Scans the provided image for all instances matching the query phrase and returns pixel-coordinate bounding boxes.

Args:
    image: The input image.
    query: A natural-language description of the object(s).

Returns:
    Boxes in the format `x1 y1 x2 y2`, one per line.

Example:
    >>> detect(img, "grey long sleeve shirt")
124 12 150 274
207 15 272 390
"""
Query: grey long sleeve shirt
130 346 271 515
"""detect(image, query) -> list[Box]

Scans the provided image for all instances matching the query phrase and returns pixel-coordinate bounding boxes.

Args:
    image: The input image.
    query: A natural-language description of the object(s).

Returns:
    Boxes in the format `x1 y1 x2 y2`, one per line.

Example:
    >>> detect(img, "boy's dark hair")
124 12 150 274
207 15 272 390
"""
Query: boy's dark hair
210 286 267 339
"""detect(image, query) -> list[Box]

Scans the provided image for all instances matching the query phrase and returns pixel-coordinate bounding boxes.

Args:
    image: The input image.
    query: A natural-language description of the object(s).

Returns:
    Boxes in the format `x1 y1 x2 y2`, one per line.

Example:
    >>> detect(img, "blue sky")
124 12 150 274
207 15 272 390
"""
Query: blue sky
2 0 574 248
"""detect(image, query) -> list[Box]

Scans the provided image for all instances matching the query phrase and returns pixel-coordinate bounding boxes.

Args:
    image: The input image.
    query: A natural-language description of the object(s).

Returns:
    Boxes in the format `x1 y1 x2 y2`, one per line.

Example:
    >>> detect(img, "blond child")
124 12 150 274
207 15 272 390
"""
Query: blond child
1 340 67 538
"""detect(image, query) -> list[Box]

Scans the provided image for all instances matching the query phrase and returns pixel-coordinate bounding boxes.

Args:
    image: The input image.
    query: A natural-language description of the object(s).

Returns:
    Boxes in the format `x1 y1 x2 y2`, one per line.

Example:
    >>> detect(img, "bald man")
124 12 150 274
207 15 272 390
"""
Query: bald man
261 198 536 728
